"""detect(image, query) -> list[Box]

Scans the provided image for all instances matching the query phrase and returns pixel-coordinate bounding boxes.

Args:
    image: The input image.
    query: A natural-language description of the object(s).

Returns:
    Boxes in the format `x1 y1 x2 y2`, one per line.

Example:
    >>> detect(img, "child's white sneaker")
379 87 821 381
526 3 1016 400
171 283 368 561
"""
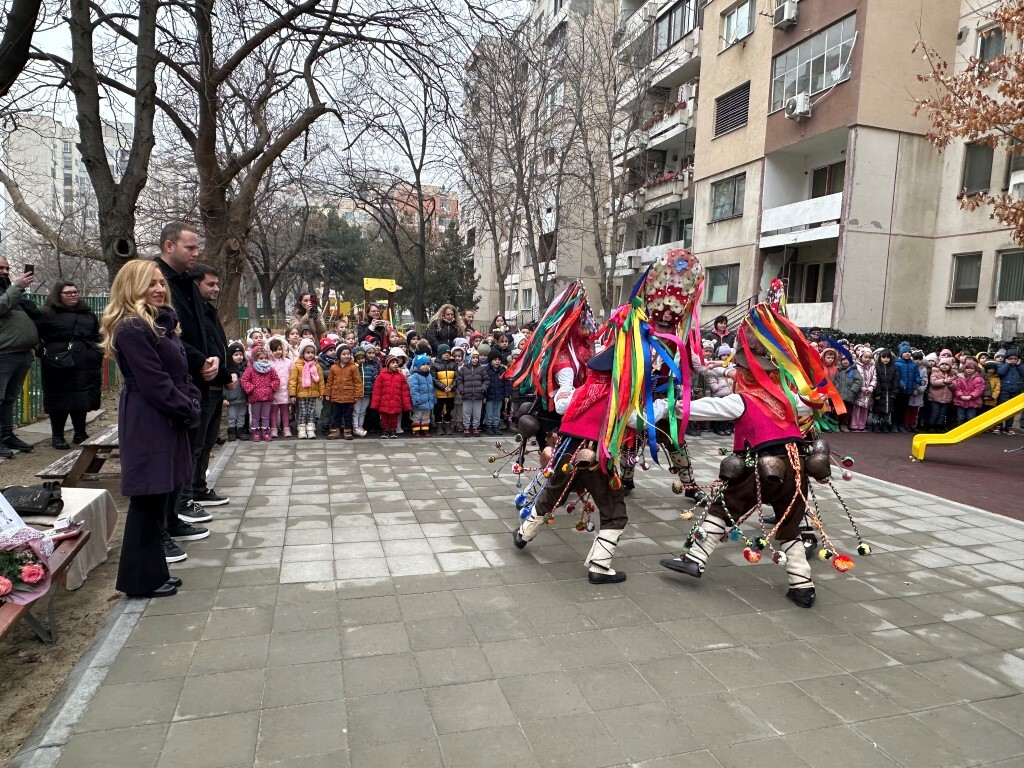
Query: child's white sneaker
283 428 292 438
355 428 367 437
270 428 279 438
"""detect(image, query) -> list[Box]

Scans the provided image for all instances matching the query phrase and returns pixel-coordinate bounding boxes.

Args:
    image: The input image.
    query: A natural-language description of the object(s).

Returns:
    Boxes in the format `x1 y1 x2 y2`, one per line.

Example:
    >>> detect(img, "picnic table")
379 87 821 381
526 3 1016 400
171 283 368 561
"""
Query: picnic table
36 424 119 487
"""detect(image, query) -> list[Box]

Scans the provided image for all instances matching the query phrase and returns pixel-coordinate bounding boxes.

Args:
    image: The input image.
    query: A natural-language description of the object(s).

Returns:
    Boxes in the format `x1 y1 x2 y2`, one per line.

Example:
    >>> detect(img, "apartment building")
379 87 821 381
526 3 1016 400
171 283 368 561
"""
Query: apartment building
609 0 1021 341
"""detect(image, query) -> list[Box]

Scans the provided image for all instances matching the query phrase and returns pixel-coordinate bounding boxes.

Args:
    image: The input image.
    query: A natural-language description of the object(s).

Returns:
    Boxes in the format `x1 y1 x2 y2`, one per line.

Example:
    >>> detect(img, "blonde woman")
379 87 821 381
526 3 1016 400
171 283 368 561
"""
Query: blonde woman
100 260 200 598
425 303 465 352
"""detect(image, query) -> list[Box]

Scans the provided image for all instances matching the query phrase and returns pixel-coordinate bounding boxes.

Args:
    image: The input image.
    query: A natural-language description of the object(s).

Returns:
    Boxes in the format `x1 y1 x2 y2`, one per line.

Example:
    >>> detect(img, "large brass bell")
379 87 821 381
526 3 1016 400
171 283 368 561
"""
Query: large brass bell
517 414 540 439
572 448 598 469
718 454 745 482
756 455 787 484
804 451 832 481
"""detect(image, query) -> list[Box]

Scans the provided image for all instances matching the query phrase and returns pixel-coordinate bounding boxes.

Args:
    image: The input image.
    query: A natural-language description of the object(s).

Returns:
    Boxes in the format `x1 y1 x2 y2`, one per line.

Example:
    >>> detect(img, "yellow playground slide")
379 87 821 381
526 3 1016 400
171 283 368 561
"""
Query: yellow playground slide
911 392 1024 460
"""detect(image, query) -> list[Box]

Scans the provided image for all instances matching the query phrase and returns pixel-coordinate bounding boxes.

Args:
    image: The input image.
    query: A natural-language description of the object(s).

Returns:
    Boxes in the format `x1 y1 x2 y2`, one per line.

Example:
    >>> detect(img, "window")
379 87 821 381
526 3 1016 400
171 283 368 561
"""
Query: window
795 262 836 303
705 264 740 305
545 82 565 117
722 0 754 49
950 253 982 304
710 173 745 221
1004 139 1024 189
811 161 846 198
978 26 1005 63
771 15 857 112
62 141 71 154
654 0 699 56
997 250 1024 301
511 251 521 274
507 291 519 312
534 13 544 39
522 287 533 309
963 142 994 195
466 227 476 248
714 82 750 137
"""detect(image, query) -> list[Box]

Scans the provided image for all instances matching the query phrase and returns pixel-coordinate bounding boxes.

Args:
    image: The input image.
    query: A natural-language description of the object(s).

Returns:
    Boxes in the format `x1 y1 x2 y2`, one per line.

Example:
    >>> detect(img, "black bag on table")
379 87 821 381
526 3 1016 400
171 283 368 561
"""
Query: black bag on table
2 482 64 516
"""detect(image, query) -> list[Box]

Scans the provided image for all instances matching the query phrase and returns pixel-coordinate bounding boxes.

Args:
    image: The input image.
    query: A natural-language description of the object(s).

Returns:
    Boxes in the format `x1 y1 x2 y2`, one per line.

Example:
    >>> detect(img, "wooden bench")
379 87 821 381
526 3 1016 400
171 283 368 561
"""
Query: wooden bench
36 425 120 487
0 530 92 643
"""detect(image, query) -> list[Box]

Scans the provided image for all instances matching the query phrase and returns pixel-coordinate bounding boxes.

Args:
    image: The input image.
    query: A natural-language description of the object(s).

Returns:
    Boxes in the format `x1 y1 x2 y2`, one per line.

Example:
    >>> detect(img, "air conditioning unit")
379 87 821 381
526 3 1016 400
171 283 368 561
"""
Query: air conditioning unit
784 92 811 120
773 1 798 30
1012 182 1024 202
682 36 696 54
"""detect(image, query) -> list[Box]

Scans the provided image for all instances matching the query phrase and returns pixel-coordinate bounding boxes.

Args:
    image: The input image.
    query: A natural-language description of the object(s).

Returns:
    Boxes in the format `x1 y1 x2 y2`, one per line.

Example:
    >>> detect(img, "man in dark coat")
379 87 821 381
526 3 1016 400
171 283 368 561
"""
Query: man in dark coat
0 256 39 458
154 222 217 552
183 263 233 509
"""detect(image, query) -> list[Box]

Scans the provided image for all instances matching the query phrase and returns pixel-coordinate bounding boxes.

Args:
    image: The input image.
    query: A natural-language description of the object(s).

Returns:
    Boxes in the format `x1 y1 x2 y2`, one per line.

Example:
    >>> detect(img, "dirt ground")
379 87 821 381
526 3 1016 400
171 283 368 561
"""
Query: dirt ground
0 399 123 767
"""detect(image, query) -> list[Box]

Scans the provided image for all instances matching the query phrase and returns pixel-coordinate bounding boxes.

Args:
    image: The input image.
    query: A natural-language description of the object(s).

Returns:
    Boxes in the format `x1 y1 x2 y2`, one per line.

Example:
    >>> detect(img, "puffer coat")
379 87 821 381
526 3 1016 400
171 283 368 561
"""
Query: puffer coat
873 356 899 415
359 359 381 398
952 371 985 409
456 361 490 401
485 363 511 402
409 370 437 410
35 302 103 414
431 358 458 399
928 368 957 404
269 356 293 404
289 357 325 399
326 360 362 403
241 365 280 403
832 363 863 404
855 359 876 409
371 368 412 414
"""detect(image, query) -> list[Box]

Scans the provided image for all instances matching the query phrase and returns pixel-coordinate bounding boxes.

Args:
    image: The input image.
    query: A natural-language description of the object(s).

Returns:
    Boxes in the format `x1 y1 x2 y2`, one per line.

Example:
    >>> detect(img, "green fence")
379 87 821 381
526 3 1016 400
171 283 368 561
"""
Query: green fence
12 294 117 428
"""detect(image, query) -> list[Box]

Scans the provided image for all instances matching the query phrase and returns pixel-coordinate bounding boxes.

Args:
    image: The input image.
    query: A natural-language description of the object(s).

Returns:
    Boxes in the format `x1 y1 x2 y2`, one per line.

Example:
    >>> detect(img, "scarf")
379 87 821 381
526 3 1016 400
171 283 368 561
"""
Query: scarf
301 359 320 388
254 361 271 373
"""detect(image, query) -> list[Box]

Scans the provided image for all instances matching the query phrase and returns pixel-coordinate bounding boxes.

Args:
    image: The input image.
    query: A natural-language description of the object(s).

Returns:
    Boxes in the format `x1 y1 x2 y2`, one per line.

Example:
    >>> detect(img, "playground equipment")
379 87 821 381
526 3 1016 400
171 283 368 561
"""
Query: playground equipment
911 392 1024 460
363 278 401 325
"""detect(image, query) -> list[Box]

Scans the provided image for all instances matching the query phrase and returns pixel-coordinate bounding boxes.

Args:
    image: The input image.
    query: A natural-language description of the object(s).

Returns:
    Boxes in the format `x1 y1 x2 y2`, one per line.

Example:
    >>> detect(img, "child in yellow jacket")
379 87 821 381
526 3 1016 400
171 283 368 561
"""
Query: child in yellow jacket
289 341 326 439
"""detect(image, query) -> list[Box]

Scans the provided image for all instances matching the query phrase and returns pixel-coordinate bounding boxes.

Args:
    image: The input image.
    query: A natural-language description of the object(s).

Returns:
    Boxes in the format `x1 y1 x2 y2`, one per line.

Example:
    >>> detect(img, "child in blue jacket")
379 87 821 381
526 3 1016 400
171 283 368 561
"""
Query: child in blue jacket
409 353 437 437
484 349 511 435
996 348 1023 434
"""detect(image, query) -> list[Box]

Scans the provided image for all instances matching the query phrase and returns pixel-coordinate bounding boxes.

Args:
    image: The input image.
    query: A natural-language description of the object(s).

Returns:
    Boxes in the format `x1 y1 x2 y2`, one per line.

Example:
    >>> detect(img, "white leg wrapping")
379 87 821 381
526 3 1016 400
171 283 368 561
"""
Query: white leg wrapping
586 528 624 575
781 539 814 590
687 515 727 568
518 512 545 542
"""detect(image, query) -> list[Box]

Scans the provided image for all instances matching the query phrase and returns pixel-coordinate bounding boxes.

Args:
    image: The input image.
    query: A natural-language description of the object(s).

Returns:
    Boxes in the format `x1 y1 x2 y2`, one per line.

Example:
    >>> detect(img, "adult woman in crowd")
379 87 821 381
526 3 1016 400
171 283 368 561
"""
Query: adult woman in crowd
100 260 200 599
463 309 476 334
357 303 390 347
426 303 465 352
289 293 326 339
489 314 510 335
35 281 103 449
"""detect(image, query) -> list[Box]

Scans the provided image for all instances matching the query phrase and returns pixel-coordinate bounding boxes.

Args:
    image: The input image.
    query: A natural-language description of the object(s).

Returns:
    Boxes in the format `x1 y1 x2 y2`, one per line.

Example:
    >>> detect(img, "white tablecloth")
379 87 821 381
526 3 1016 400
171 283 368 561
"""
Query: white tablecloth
22 487 119 590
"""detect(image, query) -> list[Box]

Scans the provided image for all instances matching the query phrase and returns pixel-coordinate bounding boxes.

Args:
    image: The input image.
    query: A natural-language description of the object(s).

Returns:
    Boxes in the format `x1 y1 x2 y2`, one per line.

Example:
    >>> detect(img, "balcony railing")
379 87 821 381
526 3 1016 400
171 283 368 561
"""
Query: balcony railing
646 103 697 149
616 0 661 50
613 238 693 275
760 192 842 248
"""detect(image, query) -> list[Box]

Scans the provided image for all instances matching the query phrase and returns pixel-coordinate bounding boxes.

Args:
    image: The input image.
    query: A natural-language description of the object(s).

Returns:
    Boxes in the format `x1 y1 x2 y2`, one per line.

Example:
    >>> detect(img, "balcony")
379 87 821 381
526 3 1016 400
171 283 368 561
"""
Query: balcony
651 28 701 88
612 238 692 276
759 192 842 249
616 0 661 50
645 102 697 150
636 170 694 212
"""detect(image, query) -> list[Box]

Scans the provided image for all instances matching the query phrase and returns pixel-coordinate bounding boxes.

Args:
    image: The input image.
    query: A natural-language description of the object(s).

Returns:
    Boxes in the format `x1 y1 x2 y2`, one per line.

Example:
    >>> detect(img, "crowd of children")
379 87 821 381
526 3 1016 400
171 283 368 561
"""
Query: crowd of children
222 308 531 440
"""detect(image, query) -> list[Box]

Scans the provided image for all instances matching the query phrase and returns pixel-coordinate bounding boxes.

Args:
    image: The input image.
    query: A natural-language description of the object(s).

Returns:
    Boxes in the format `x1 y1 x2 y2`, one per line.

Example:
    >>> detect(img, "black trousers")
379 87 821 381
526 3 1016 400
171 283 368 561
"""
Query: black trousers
117 492 173 596
49 410 87 439
184 388 222 500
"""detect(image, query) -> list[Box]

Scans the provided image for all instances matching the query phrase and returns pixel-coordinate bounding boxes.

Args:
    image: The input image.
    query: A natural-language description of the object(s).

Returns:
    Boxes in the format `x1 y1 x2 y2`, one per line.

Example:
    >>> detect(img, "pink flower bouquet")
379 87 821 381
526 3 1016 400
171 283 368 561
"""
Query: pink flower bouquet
0 527 52 605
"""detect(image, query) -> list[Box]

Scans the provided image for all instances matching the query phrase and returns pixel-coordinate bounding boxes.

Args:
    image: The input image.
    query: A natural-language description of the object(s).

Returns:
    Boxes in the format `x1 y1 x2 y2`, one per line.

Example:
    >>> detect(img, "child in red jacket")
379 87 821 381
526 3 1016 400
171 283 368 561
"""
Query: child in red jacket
371 354 412 439
241 347 280 442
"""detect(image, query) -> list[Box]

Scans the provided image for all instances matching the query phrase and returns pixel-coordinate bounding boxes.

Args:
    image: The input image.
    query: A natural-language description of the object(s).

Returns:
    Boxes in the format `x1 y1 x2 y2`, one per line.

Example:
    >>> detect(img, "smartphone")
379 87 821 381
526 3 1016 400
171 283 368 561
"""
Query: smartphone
23 263 34 274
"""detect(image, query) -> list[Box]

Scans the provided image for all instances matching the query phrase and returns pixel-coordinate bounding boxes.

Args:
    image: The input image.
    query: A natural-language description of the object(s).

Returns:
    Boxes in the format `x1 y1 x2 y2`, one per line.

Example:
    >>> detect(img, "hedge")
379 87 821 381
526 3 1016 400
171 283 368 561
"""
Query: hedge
805 328 1021 355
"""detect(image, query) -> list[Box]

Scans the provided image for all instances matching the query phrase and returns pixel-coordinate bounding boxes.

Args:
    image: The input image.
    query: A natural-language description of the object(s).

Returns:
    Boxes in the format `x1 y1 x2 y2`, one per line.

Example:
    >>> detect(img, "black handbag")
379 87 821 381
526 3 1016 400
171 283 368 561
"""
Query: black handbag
2 482 64 516
42 341 75 370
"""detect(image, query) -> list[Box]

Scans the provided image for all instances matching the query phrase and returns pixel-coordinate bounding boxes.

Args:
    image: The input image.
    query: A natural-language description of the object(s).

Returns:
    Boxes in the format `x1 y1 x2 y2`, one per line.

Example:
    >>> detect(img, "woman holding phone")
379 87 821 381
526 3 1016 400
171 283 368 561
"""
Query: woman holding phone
100 260 200 598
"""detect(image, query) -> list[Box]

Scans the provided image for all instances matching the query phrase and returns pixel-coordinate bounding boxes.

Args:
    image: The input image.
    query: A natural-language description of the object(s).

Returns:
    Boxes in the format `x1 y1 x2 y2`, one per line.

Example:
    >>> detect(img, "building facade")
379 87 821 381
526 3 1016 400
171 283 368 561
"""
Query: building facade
607 0 1021 342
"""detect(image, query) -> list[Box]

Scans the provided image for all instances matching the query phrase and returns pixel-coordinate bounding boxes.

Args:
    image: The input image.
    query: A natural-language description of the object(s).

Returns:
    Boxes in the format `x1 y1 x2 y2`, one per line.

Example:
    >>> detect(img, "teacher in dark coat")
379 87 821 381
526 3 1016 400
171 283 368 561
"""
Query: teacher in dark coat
100 260 200 599
35 281 103 449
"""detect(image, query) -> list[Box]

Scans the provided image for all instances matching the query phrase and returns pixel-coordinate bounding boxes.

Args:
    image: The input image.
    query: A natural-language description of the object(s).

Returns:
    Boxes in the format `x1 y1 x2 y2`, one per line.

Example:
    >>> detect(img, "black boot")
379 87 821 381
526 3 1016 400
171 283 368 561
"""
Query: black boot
52 436 71 450
2 434 33 452
227 427 237 442
622 477 635 495
786 587 816 609
659 556 703 577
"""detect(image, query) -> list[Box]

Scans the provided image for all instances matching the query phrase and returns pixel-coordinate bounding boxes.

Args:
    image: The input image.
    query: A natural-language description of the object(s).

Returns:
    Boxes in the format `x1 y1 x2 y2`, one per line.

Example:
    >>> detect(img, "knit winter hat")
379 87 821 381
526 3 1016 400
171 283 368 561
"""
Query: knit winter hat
297 338 317 355
336 344 352 355
388 347 408 359
716 345 732 358
476 343 491 359
413 353 431 368
353 347 366 359
983 361 998 371
898 342 912 355
437 343 451 355
320 338 336 352
962 358 978 370
488 348 503 362
453 337 469 349
227 341 245 356
1007 348 1021 358
995 348 1007 357
384 355 401 368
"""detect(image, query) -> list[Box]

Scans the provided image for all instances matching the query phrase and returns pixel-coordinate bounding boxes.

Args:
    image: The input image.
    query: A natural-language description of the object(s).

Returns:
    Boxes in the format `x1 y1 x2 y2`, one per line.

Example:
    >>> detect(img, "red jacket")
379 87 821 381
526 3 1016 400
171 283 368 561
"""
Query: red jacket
241 365 280 403
371 368 412 415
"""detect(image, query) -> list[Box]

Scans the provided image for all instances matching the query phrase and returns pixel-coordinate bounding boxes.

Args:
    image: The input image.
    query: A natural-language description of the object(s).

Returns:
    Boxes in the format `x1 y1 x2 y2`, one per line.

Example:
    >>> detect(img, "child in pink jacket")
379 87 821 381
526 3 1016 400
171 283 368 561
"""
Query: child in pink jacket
268 338 293 437
952 358 985 427
241 347 280 441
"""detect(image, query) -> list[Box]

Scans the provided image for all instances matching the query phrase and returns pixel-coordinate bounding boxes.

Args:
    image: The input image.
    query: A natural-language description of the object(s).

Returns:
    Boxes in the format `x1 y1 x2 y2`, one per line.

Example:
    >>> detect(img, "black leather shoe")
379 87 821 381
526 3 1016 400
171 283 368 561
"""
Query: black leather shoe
52 437 71 450
3 434 33 452
786 587 816 608
130 582 177 598
622 478 635 496
0 444 13 459
588 571 627 584
166 576 183 588
659 556 703 578
72 433 89 445
513 530 528 550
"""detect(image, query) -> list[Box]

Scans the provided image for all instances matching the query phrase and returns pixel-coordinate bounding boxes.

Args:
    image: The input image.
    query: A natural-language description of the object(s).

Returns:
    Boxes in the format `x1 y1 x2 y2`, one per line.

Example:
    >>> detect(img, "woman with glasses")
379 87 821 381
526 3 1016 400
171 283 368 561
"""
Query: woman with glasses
34 281 103 448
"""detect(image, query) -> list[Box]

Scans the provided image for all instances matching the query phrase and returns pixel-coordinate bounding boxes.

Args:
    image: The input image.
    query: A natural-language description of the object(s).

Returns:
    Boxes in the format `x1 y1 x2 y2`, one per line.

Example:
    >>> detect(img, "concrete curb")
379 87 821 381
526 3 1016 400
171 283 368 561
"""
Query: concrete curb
10 440 238 768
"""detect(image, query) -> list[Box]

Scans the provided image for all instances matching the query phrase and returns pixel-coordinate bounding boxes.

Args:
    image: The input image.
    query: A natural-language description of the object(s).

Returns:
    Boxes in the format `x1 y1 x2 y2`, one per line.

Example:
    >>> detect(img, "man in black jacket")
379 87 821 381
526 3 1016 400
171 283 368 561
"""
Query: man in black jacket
155 222 218 558
184 263 232 509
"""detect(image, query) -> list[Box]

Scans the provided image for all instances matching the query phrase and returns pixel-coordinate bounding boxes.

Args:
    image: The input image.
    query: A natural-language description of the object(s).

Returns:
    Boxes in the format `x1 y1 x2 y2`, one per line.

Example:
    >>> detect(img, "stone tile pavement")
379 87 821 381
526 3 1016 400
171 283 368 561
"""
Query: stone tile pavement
14 435 1024 768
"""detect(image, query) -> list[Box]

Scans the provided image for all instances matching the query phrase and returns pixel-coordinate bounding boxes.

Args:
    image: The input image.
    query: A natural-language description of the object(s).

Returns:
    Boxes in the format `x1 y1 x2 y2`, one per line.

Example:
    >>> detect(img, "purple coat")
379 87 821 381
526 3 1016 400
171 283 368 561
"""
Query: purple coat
114 307 200 496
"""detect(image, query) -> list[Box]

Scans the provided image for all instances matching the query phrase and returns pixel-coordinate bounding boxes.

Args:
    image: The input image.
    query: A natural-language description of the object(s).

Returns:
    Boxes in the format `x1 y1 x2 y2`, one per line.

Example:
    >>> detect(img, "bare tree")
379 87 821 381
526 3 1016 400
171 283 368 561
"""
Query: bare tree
0 0 44 98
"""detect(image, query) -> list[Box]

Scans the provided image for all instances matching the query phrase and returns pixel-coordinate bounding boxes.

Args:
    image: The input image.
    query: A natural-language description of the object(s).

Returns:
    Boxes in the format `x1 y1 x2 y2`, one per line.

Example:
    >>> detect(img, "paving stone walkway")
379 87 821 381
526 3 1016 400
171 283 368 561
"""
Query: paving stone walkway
23 436 1024 767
